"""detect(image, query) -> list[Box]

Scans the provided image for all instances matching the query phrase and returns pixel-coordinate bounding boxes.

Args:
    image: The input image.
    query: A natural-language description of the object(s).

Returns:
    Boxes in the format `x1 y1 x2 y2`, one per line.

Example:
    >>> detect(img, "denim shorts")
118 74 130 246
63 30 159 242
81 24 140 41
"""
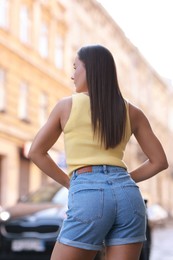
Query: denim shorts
57 165 146 251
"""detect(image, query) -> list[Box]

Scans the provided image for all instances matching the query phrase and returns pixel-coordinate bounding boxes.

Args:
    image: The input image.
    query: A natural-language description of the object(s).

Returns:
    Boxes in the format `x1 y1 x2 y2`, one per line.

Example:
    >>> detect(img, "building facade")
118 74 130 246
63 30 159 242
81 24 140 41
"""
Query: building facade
0 0 72 205
0 0 173 215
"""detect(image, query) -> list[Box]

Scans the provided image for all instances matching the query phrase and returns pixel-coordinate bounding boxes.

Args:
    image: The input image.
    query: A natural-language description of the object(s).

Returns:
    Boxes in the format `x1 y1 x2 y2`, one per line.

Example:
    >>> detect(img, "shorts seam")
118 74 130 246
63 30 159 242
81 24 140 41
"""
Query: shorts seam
105 235 146 246
57 237 103 251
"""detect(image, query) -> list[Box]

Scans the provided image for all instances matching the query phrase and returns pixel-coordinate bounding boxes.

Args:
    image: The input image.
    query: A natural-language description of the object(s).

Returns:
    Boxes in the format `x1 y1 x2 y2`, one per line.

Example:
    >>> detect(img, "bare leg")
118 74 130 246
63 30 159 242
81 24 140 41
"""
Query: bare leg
106 242 143 260
51 242 98 260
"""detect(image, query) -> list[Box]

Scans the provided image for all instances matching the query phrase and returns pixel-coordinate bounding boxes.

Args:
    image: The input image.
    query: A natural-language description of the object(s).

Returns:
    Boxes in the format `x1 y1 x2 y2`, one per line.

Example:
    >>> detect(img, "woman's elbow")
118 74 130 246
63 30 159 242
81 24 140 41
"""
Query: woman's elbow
28 146 46 163
28 147 37 161
27 150 33 161
163 160 169 170
158 158 169 172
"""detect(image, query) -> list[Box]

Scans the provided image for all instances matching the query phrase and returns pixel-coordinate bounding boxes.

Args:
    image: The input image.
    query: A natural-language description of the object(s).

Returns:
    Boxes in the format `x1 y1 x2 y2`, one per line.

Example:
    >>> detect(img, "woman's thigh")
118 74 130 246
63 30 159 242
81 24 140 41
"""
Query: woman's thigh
106 242 143 260
51 242 98 260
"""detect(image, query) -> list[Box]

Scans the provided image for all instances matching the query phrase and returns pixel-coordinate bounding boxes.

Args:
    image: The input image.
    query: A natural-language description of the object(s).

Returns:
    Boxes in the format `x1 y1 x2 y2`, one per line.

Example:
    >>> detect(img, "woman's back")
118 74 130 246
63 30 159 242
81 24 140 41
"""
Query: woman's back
62 93 131 175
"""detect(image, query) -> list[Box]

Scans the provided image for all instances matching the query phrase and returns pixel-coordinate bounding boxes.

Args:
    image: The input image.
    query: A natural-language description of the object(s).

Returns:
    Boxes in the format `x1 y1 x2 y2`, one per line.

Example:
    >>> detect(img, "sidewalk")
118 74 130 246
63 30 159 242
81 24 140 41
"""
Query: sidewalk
150 220 173 260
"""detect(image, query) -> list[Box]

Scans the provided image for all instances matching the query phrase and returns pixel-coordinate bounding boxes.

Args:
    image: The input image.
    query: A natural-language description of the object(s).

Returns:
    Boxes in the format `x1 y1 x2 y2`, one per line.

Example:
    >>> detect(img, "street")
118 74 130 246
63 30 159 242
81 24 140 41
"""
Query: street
150 220 173 260
1 220 173 260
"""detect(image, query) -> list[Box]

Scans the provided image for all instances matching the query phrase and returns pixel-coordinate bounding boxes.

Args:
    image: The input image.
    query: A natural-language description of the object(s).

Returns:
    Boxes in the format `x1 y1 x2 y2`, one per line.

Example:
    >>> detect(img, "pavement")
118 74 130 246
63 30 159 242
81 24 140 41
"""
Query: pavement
150 219 173 260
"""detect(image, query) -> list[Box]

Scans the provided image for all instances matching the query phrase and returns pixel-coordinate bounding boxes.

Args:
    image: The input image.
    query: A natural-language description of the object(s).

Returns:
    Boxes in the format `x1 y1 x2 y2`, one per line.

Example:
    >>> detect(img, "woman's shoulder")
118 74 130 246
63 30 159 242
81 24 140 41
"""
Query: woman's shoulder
58 93 85 105
53 96 73 130
51 95 72 118
128 102 147 133
58 95 72 105
53 96 72 114
128 102 142 114
124 100 143 118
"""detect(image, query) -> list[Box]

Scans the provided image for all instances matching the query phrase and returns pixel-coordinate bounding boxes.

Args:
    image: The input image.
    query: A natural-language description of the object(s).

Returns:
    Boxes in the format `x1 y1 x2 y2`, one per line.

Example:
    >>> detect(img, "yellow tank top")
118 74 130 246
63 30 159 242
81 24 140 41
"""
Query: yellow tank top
64 93 132 175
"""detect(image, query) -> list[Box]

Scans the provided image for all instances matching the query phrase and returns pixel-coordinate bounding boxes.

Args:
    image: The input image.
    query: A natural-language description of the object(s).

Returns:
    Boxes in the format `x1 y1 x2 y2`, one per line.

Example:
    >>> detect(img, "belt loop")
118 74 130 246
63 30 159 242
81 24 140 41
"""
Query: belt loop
103 165 107 174
71 171 77 180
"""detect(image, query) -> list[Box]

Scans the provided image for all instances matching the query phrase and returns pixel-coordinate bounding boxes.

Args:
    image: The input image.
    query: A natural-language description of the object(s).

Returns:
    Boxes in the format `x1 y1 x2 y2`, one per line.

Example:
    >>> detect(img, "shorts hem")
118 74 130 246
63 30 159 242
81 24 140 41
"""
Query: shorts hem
57 237 103 251
105 236 146 246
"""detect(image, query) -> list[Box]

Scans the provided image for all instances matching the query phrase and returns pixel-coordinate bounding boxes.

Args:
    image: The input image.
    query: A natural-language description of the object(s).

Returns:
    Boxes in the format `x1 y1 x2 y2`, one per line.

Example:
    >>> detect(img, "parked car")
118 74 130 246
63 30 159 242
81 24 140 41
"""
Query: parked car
0 206 10 222
0 183 151 260
0 183 103 260
0 182 67 259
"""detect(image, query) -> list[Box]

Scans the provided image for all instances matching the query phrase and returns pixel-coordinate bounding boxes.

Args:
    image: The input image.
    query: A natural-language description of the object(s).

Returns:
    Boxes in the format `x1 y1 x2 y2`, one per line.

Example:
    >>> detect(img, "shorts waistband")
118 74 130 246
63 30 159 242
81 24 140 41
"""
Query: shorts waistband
76 166 93 174
76 165 126 175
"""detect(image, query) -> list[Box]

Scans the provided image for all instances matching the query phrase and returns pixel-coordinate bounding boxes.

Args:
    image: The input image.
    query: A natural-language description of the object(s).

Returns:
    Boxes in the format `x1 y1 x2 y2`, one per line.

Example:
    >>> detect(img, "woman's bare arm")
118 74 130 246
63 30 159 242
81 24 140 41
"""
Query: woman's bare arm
28 98 71 189
129 104 168 183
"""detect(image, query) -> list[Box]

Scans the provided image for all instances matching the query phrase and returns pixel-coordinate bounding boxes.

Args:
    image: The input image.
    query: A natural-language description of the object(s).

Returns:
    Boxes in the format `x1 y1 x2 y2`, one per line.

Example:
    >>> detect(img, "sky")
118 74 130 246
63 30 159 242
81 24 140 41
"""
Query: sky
97 0 173 86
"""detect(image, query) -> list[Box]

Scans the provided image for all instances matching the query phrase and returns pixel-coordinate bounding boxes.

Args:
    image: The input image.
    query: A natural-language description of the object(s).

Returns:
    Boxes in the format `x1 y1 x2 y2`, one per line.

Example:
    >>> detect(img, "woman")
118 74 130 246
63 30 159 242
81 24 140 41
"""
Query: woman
28 45 168 260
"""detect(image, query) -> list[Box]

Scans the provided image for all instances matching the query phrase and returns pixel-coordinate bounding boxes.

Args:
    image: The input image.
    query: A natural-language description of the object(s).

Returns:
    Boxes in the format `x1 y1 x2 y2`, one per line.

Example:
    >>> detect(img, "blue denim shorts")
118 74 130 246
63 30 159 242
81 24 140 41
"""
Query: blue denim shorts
57 165 146 251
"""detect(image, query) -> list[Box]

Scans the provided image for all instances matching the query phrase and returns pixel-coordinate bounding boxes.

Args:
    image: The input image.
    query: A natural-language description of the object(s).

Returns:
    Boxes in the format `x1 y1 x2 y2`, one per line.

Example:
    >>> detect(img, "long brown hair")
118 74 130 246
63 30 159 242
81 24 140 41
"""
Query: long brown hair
78 45 126 149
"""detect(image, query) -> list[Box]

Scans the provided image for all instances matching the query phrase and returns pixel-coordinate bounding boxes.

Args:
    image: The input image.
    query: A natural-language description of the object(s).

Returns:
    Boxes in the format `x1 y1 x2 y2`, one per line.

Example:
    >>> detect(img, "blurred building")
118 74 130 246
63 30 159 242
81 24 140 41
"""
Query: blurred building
0 0 173 215
0 0 72 205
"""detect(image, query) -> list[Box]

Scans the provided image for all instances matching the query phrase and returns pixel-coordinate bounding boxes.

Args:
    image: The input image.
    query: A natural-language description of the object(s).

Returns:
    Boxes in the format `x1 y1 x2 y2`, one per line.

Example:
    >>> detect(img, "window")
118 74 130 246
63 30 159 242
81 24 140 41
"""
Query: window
39 23 48 58
18 82 29 121
19 5 31 44
39 91 48 126
0 0 9 29
55 35 64 69
0 69 6 111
